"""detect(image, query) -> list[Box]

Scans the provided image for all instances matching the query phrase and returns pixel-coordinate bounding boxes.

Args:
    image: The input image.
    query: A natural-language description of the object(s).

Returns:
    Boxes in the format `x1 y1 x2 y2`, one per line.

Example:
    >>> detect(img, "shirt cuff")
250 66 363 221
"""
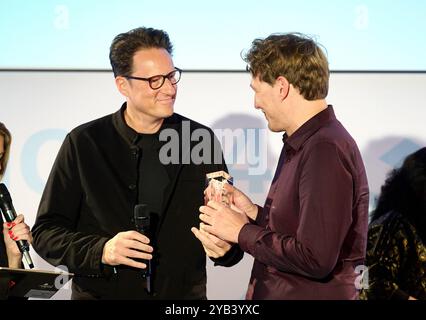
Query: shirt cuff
211 243 244 267
238 223 265 255
254 205 264 225
90 236 111 275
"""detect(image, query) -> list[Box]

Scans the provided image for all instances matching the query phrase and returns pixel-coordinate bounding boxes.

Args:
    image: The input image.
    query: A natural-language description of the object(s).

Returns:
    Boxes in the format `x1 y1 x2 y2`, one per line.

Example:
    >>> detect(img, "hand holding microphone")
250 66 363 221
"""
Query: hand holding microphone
101 204 153 272
134 204 154 294
0 183 34 268
100 205 154 294
2 214 33 267
101 230 153 269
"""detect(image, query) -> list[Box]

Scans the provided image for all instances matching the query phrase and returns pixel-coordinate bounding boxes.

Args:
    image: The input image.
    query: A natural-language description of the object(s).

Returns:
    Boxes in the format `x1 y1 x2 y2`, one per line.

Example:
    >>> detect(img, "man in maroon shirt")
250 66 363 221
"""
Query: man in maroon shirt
192 33 369 299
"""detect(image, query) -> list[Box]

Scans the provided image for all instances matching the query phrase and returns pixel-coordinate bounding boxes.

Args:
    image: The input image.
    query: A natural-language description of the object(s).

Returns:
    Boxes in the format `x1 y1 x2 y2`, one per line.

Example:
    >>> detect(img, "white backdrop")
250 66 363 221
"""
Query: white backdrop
0 71 425 299
2 0 425 71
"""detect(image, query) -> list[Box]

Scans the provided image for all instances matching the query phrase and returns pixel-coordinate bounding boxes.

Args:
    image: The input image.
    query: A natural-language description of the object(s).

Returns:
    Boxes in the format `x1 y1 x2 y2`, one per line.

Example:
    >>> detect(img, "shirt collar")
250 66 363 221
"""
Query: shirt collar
283 105 336 151
112 102 181 147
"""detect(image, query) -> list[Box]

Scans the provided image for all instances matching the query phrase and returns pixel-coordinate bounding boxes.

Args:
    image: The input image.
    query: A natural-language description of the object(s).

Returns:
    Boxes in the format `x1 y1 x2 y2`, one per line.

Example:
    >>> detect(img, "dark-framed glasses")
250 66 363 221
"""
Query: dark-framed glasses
125 67 182 90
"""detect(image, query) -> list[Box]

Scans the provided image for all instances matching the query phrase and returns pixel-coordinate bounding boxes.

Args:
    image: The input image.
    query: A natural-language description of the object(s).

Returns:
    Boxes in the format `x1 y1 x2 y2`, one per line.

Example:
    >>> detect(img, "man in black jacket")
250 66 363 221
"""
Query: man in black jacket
32 27 242 299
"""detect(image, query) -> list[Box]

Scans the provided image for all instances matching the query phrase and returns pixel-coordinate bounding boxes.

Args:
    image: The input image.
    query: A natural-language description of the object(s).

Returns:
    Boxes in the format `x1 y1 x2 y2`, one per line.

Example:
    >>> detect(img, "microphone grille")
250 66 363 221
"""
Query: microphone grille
0 183 9 195
134 204 150 230
0 183 11 202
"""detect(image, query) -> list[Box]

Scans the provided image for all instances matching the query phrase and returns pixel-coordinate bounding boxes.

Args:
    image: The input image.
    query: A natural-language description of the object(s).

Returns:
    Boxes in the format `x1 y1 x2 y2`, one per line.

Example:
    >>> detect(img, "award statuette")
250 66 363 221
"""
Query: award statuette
205 171 234 207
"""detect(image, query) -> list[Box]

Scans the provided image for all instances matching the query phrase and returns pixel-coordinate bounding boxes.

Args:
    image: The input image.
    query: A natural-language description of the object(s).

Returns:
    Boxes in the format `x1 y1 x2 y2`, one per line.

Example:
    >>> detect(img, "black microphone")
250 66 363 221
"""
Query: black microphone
0 183 34 269
134 204 152 294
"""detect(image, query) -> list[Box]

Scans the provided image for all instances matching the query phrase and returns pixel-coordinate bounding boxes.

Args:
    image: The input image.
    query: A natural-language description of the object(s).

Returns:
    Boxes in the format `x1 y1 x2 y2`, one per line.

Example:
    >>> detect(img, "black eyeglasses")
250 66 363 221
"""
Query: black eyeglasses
125 68 182 90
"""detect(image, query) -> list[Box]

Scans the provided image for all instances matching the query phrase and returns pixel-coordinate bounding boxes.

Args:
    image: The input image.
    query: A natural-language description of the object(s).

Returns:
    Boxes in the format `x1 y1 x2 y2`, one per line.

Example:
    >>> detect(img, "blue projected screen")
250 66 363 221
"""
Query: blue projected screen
1 0 425 71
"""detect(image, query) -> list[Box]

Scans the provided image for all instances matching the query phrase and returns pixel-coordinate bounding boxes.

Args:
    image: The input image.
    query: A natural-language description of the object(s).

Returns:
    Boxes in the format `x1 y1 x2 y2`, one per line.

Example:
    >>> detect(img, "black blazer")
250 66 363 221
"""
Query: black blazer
32 106 243 299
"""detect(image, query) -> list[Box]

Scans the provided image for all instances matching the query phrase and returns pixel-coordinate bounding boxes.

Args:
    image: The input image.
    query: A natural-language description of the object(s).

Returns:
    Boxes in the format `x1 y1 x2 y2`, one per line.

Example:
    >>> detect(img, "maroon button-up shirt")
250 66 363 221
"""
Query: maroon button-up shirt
239 106 369 300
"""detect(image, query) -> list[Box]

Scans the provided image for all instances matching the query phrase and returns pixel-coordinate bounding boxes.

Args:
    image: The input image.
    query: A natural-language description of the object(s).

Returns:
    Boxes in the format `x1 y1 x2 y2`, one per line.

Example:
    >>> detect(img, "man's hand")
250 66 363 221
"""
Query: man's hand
199 200 249 243
191 223 232 258
224 184 258 221
205 184 258 221
102 230 153 269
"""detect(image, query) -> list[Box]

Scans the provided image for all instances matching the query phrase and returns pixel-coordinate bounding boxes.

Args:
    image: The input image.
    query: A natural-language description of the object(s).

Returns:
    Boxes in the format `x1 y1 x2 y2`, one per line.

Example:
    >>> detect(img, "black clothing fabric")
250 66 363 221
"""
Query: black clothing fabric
136 133 170 221
0 218 10 299
32 104 243 299
0 215 28 300
0 217 7 267
360 211 426 300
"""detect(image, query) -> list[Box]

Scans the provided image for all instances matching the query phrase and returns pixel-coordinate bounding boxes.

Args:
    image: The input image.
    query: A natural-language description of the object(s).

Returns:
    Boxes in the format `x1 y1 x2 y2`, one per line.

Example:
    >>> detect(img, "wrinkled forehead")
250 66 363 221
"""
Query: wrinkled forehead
132 48 174 75
250 75 271 91
250 75 261 88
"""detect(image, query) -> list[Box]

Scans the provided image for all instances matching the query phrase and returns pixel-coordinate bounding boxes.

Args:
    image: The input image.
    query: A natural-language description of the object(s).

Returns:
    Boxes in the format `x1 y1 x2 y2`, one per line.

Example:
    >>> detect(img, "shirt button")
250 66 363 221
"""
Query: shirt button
131 148 139 157
128 184 136 190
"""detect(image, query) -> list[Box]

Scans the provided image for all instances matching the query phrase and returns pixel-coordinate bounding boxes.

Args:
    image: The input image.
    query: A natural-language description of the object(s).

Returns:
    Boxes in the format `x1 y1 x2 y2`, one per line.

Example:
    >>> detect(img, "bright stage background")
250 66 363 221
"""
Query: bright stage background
1 0 425 71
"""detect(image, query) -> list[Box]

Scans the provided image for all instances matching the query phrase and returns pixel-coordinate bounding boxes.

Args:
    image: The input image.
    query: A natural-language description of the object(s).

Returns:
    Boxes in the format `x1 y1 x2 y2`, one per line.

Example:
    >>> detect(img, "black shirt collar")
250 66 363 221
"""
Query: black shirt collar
112 102 181 148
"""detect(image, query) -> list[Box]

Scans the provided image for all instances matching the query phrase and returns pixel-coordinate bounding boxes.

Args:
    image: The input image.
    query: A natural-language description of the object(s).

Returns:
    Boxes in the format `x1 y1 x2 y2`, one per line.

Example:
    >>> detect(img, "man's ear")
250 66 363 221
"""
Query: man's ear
276 76 290 101
115 76 129 97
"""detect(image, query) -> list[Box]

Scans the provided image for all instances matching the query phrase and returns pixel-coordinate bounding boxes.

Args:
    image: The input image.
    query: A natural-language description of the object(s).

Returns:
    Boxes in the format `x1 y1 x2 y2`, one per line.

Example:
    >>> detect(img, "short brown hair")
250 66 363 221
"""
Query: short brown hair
0 122 11 179
243 33 329 100
109 27 173 77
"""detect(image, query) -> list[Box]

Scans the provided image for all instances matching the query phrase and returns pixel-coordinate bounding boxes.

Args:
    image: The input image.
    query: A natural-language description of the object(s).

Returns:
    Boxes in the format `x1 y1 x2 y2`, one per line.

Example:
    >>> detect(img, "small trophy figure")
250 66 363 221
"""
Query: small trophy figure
205 171 233 207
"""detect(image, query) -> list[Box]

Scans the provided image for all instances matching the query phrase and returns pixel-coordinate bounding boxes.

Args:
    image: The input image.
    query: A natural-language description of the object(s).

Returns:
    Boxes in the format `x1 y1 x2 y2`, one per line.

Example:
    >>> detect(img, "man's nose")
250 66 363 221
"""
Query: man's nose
162 78 177 94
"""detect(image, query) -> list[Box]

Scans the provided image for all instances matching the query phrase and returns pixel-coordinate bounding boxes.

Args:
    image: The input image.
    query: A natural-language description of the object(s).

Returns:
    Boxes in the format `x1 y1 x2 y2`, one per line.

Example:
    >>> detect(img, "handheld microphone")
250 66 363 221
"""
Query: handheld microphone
134 204 152 294
0 183 34 269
